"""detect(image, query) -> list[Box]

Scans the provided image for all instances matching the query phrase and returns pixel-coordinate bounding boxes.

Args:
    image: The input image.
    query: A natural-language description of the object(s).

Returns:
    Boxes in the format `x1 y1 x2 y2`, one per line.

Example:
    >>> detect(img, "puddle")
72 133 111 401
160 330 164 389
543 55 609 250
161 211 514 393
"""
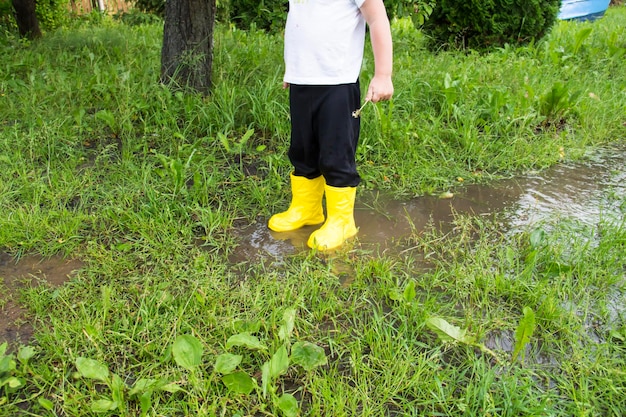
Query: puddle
0 253 83 346
232 143 626 261
230 144 626 360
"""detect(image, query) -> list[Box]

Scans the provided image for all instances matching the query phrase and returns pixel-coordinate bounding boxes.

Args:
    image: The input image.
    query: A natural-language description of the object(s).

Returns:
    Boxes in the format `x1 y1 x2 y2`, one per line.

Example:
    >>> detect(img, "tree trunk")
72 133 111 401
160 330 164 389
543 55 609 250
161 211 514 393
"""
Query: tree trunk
161 0 216 94
11 0 42 39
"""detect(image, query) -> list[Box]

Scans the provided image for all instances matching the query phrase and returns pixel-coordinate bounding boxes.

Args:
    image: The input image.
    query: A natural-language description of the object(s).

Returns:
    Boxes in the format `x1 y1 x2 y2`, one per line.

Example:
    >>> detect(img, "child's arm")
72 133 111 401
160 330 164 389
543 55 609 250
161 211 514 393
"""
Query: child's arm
360 0 394 103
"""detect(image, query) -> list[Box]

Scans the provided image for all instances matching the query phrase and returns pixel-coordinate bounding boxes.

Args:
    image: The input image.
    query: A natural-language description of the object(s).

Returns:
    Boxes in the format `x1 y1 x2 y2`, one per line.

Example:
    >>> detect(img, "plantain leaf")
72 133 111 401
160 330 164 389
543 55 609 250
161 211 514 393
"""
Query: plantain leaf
426 317 475 345
276 393 299 417
214 353 242 374
75 357 110 382
226 332 267 351
291 341 327 371
90 399 118 413
172 334 203 371
38 398 54 411
512 307 536 362
529 228 546 249
158 382 183 393
222 371 255 395
129 378 157 396
17 346 36 364
261 361 271 397
269 345 290 380
403 280 417 303
573 27 593 55
278 308 297 342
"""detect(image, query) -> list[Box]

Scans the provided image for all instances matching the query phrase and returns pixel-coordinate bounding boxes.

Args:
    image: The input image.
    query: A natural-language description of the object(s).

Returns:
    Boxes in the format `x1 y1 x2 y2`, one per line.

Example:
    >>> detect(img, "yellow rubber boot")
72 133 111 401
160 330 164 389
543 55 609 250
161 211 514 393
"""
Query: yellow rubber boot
307 185 357 251
268 174 325 232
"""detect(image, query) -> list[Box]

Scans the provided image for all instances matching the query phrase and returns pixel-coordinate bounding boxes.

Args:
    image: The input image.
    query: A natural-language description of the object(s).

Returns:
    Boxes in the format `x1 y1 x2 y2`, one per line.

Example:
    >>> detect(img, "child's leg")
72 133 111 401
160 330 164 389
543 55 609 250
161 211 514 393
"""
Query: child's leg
268 85 325 232
287 83 361 185
307 83 361 250
287 85 322 179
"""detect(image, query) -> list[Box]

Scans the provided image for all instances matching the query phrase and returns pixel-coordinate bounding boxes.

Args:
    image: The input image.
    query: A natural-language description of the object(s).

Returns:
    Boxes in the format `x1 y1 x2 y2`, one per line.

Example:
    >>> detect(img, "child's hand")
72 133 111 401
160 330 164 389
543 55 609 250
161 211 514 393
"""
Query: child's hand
365 75 393 103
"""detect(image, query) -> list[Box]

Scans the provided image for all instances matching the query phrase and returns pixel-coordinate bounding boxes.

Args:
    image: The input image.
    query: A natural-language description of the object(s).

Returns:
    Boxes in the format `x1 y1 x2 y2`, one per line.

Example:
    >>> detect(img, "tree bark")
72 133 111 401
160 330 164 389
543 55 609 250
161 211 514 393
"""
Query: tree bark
161 0 216 94
11 0 42 39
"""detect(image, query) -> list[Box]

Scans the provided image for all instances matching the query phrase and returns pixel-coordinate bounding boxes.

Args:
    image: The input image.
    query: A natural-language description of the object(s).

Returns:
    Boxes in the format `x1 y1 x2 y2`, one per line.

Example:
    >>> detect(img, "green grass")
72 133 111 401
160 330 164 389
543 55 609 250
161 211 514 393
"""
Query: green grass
1 7 625 416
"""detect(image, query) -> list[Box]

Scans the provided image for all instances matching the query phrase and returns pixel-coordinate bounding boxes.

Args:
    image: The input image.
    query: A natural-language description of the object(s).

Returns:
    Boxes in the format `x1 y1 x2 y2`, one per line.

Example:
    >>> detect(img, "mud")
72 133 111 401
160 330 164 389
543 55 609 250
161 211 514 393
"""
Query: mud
0 253 83 346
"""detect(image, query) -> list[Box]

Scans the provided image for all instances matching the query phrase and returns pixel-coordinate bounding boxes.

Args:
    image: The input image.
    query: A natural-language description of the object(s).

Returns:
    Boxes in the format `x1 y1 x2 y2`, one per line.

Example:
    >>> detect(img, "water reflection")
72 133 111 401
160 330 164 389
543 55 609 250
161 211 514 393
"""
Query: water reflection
232 144 625 261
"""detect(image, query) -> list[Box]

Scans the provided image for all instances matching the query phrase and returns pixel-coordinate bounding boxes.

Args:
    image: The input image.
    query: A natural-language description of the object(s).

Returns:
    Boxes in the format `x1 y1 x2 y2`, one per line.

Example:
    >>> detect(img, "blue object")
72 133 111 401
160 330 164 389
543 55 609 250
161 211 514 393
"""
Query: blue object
558 0 611 21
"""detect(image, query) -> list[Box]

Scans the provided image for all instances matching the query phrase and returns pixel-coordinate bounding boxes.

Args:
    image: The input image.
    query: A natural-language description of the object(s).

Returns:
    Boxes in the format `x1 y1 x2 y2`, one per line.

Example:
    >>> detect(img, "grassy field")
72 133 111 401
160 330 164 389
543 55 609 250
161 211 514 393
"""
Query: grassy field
0 6 625 416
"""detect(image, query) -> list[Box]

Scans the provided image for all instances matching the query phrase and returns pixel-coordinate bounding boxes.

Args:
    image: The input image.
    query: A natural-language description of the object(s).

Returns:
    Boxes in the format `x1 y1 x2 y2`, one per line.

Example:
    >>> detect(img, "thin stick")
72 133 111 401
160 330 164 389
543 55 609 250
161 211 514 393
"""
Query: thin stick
352 100 370 118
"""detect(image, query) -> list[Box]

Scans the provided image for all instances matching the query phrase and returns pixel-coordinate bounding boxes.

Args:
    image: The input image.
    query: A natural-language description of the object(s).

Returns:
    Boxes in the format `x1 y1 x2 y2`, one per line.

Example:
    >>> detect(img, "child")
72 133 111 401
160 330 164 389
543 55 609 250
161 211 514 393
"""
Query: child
269 0 394 251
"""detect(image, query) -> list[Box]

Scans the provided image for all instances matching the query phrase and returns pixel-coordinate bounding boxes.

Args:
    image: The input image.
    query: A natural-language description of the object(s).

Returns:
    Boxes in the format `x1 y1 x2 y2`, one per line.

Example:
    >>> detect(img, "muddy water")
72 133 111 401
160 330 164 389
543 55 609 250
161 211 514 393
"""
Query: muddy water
0 253 83 346
232 144 626 261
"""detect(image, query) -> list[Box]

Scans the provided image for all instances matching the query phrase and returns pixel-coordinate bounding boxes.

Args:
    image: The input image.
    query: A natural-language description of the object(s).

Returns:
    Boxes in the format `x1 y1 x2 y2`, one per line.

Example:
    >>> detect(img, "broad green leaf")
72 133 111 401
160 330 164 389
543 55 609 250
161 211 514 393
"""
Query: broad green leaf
573 27 593 55
233 319 262 334
129 378 157 396
0 355 15 374
111 373 125 404
0 342 7 357
278 308 297 341
426 317 475 345
226 332 267 351
276 393 299 417
529 228 546 249
291 341 327 371
388 289 403 302
261 361 271 397
38 398 54 411
158 382 182 393
505 247 516 266
269 345 290 379
543 262 573 276
403 280 417 303
90 399 118 413
221 371 256 395
444 72 453 89
172 334 203 371
17 346 36 364
217 132 231 152
139 391 152 417
512 307 536 362
75 357 110 382
239 128 254 147
95 110 116 129
6 377 23 389
214 353 242 374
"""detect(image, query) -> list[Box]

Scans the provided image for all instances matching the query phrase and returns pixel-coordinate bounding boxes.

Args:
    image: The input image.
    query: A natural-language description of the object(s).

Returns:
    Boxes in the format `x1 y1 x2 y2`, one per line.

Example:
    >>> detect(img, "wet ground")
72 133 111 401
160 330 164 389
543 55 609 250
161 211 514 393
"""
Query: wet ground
1 144 624 347
231 144 626 261
231 144 626 355
0 253 83 346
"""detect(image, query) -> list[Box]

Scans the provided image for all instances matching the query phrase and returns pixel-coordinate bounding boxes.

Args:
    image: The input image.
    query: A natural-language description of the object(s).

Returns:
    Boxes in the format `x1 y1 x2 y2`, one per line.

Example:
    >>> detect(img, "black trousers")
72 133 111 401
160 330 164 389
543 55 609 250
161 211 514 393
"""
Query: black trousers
288 82 361 187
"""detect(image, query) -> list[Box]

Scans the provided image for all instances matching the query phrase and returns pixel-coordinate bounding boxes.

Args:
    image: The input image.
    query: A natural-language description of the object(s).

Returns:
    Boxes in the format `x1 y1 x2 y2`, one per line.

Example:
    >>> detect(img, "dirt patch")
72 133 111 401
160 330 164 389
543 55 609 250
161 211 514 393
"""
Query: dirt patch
0 252 83 346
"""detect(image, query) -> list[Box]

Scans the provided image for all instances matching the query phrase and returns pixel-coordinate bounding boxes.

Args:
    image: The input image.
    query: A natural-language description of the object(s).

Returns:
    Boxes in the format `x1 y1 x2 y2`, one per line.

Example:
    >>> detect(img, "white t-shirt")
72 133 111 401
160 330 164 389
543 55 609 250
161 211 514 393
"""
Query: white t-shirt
284 0 367 85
